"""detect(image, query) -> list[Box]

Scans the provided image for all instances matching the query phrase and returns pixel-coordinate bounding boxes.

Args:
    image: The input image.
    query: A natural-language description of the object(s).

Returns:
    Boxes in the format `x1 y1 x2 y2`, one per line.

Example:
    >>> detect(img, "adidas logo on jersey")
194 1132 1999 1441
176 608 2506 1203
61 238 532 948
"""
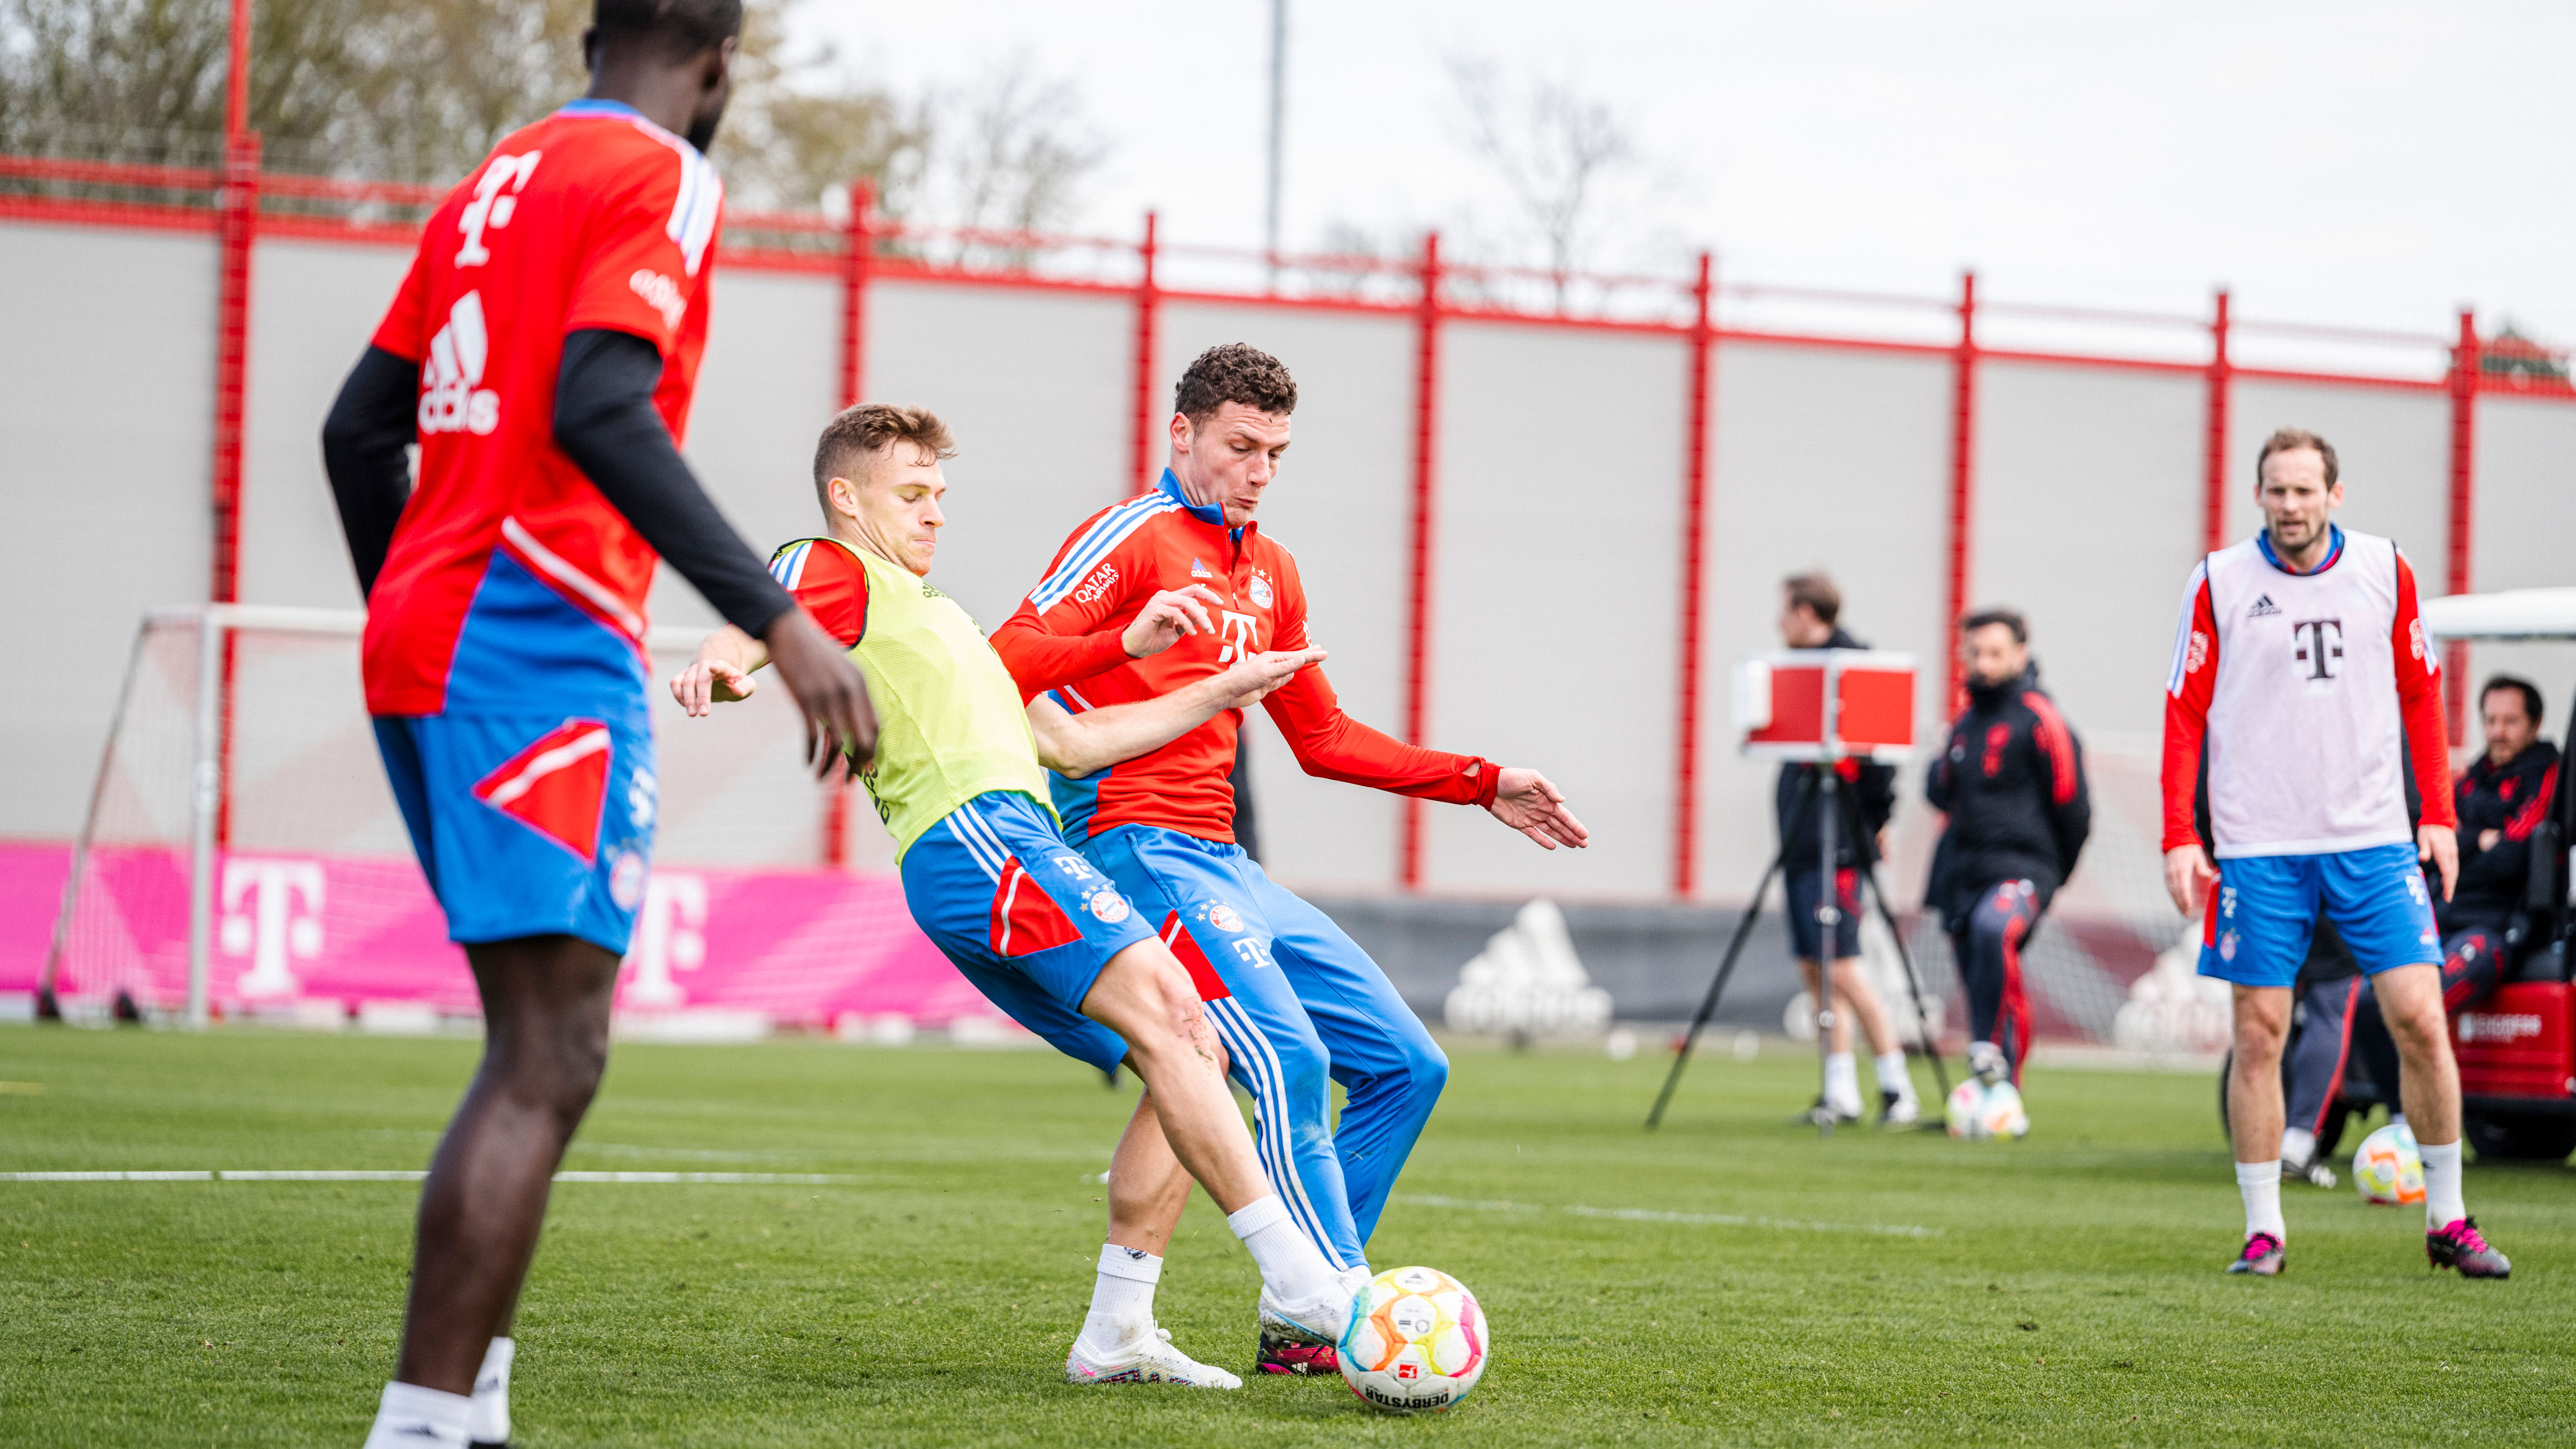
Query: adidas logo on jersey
419 291 500 436
1190 557 1213 578
2247 594 2281 618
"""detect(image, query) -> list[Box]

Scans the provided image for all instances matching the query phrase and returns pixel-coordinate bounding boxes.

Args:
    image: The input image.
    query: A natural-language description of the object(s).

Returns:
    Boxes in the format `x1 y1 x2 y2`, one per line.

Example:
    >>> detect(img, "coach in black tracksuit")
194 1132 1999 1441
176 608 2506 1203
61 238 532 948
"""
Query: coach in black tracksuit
1924 609 2090 1089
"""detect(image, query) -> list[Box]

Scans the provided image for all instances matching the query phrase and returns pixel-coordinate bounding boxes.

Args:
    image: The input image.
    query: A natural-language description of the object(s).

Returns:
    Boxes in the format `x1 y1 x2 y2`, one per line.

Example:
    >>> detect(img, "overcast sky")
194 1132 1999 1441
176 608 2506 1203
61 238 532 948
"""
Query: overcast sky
791 1 2573 372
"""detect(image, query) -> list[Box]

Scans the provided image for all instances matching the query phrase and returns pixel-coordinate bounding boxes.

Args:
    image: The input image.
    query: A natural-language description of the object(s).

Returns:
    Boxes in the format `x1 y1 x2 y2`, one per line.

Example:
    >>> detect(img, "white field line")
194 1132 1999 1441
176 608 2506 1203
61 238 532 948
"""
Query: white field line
1395 1192 1942 1239
1 1170 858 1185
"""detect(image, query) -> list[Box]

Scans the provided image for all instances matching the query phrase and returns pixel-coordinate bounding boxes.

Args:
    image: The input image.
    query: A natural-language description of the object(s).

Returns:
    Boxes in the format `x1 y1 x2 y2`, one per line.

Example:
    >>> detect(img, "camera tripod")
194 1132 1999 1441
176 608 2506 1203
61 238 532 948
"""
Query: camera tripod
1646 764 1952 1134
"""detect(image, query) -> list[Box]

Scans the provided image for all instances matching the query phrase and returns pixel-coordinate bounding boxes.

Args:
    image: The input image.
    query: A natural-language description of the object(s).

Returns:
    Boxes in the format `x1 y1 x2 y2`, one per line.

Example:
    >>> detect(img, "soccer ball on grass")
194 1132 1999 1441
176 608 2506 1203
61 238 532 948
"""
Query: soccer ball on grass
1945 1079 2029 1140
2352 1123 2424 1206
1339 1265 1486 1413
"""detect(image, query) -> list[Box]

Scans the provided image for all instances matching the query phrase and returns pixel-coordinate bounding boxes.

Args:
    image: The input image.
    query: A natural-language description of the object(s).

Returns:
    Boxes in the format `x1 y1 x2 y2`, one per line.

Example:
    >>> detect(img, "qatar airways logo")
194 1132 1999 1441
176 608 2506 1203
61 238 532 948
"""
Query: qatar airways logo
2292 619 2343 681
1072 562 1120 607
629 269 685 330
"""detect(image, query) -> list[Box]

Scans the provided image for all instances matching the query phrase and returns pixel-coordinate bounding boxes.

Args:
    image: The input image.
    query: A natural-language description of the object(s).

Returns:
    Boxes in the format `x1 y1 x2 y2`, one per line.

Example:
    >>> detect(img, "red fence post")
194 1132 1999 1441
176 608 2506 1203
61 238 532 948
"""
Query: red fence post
1942 271 1978 713
1129 211 1161 496
2444 308 2480 739
822 177 877 868
211 132 259 607
1671 252 1715 900
2203 289 2231 555
1399 232 1444 891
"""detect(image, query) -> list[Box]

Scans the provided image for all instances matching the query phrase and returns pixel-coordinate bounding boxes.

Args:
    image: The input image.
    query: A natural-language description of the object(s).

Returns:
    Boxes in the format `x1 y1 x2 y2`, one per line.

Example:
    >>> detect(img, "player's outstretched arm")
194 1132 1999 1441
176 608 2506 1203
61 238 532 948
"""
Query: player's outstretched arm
554 329 876 775
671 625 764 715
1029 648 1326 779
1487 769 1591 851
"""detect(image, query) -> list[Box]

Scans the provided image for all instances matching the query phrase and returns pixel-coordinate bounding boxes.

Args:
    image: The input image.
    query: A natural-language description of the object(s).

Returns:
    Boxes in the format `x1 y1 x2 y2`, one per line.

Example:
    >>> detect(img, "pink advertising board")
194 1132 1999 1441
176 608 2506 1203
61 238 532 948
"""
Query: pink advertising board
5 841 1005 1030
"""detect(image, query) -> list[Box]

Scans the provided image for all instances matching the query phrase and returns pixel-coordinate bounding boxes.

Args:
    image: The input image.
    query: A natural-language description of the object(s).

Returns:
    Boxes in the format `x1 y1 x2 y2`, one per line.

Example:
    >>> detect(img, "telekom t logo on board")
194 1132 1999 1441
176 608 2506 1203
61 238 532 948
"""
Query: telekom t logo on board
622 873 709 1009
220 858 325 999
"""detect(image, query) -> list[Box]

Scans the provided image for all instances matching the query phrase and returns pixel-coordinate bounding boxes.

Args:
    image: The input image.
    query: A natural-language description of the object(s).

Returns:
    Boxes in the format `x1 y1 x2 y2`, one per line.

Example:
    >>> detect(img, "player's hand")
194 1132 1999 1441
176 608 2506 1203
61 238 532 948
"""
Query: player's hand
670 655 756 717
762 609 878 778
1208 647 1326 708
2419 823 2459 902
1122 585 1227 659
2478 827 2501 854
2163 843 2216 917
1489 768 1589 850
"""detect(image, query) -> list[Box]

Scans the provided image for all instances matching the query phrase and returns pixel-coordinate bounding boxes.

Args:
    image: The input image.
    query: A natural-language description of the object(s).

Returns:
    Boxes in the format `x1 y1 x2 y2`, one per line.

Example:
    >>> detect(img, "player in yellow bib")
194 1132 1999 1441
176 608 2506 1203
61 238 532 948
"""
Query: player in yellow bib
671 404 1351 1388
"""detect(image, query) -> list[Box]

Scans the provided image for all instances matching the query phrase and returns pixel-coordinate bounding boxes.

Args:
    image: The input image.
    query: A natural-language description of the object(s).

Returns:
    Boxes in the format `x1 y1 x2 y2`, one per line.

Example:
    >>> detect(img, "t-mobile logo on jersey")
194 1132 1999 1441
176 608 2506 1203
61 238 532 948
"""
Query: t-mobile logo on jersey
419 292 500 436
456 151 541 267
219 858 326 999
2293 619 2344 680
1215 610 1260 663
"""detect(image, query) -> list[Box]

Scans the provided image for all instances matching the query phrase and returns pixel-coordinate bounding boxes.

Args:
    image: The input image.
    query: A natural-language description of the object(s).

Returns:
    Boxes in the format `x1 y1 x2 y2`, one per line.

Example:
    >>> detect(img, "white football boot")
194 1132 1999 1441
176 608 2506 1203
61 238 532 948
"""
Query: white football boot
1256 1273 1358 1351
1065 1325 1244 1388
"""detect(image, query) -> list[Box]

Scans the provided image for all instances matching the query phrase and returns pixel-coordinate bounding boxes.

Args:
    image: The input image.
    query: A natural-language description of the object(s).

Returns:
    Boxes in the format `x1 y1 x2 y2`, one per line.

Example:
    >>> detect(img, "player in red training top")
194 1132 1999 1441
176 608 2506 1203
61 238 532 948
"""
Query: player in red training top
990 343 1590 1376
319 6 873 1444
2162 427 2508 1281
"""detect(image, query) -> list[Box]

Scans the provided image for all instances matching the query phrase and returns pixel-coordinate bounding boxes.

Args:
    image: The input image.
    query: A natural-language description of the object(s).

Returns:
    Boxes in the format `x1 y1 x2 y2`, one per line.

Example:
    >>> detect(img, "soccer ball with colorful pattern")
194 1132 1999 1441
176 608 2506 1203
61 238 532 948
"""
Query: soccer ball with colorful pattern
1337 1265 1487 1413
1945 1079 2029 1140
2352 1122 2424 1206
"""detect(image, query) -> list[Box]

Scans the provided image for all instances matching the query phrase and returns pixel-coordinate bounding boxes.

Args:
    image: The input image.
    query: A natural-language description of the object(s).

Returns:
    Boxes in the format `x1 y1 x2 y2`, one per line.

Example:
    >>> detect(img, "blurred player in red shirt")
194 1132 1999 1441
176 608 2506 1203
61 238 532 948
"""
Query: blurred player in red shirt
320 5 872 1443
991 343 1589 1376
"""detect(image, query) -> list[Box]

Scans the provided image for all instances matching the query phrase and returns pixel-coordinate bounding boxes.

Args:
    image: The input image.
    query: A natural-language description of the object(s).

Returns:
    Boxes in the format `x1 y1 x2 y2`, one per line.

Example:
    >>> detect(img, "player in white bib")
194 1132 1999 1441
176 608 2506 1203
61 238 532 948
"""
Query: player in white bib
2162 428 2509 1278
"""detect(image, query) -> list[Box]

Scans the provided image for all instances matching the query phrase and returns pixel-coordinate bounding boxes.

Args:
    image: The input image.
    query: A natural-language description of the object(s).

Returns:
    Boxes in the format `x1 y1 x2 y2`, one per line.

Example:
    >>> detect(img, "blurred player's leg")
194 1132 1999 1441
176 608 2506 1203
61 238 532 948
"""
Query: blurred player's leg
2279 976 2359 1187
1956 879 2037 1089
2224 985 2292 1274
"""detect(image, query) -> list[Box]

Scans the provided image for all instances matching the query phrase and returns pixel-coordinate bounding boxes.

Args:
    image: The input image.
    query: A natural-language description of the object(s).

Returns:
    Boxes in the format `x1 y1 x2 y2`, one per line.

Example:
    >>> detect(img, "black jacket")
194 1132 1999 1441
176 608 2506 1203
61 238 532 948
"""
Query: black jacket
2443 740 2560 932
1925 664 2091 925
1772 628 1897 871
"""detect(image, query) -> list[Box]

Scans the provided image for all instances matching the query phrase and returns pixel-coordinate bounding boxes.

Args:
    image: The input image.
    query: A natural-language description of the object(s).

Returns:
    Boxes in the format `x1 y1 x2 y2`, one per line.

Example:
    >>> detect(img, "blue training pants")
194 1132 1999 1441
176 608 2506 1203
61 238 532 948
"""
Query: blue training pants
1083 824 1447 1272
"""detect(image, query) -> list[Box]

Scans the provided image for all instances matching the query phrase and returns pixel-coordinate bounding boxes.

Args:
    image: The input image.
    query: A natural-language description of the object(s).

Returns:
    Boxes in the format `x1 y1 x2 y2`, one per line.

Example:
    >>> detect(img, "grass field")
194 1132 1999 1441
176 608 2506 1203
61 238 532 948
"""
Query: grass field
1 1026 2570 1446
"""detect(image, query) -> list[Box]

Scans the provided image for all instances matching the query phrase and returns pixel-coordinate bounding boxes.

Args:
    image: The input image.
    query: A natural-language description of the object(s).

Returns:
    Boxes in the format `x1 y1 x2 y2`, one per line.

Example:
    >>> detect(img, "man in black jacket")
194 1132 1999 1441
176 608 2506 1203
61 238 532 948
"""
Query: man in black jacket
1925 609 2091 1112
1774 573 1914 1126
2350 674 2559 1106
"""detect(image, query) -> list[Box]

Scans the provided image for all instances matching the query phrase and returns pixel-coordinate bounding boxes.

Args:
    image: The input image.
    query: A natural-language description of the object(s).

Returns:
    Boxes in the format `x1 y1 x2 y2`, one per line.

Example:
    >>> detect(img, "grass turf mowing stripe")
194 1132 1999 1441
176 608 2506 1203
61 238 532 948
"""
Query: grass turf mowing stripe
1396 1191 1942 1237
1 1170 860 1184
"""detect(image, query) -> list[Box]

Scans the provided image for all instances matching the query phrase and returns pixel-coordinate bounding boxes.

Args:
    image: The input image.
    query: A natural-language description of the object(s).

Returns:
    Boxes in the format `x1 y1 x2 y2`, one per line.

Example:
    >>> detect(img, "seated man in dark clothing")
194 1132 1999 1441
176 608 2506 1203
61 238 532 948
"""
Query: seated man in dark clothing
1925 608 2090 1110
2351 674 2560 1114
2279 920 2363 1187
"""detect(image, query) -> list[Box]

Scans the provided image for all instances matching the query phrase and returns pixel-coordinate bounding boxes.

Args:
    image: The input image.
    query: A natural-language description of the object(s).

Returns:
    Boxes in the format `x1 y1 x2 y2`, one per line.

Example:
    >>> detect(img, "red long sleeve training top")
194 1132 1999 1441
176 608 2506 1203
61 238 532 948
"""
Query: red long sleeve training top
989 472 1500 844
2160 525 2455 859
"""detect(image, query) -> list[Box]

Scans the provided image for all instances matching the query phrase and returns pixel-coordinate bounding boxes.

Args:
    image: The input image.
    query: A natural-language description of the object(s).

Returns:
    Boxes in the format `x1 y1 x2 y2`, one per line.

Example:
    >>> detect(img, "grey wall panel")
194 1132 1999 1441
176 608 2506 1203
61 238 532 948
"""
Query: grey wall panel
2459 396 2576 743
1158 301 1415 890
240 240 413 612
655 265 843 632
2225 382 2449 578
1694 344 1952 901
0 223 217 838
1973 362 2204 741
1424 320 1688 897
860 280 1132 634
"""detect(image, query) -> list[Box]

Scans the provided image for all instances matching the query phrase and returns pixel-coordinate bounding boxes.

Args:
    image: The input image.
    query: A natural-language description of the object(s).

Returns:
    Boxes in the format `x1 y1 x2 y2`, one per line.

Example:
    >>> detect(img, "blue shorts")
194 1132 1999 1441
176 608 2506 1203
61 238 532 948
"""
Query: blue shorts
1783 867 1862 961
374 711 657 956
899 791 1157 1072
2197 842 2443 990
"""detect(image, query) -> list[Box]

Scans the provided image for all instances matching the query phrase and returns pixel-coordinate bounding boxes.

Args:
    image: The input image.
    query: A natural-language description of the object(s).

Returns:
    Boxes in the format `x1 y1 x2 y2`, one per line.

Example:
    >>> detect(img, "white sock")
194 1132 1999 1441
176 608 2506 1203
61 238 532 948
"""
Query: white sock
364 1381 472 1448
1874 1051 1912 1098
2280 1127 2316 1167
466 1337 512 1446
1824 1052 1862 1114
1076 1244 1161 1353
1228 1195 1332 1304
2235 1160 2285 1239
1969 1040 2006 1080
2420 1138 2467 1228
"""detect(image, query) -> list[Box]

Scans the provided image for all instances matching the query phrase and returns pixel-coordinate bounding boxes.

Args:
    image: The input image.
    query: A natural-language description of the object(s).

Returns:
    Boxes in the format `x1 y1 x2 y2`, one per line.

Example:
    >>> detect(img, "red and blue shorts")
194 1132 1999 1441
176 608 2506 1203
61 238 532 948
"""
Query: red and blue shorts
374 711 657 955
900 790 1156 1072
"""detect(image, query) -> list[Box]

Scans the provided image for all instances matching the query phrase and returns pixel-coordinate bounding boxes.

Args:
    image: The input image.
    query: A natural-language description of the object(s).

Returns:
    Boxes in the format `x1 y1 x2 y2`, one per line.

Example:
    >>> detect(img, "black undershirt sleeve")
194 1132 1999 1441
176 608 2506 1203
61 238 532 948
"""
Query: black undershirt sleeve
319 344 421 598
553 328 795 638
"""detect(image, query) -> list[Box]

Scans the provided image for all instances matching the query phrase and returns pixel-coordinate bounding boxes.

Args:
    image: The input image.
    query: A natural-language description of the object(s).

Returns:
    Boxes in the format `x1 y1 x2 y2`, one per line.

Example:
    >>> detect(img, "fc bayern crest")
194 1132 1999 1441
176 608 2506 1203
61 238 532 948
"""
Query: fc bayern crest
1086 889 1131 924
1205 902 1244 933
1248 574 1274 609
